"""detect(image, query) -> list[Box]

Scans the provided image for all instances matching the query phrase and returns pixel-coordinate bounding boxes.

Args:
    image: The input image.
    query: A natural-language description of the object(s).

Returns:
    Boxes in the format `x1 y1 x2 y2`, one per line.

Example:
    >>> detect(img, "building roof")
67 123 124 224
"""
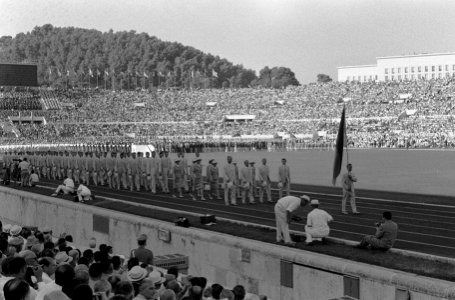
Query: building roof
376 52 455 60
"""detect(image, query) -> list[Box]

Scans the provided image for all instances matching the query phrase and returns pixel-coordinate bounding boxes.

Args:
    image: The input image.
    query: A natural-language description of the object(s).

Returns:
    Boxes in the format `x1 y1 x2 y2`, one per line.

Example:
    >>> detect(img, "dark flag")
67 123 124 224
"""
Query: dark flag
332 105 346 185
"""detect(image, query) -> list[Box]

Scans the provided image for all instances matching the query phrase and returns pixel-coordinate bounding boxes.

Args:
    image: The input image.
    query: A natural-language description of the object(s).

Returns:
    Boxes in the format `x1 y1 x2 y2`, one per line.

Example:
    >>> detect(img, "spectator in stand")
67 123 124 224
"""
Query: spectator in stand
3 278 31 300
233 285 246 300
132 279 157 300
130 234 154 266
51 176 75 196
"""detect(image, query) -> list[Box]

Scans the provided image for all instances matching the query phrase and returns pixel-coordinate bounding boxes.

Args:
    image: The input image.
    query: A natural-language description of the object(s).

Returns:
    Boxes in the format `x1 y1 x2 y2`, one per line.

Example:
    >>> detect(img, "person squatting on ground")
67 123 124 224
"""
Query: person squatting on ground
77 183 93 203
274 195 310 245
278 158 290 199
342 163 360 214
28 170 39 187
305 199 333 246
51 176 75 196
356 211 398 251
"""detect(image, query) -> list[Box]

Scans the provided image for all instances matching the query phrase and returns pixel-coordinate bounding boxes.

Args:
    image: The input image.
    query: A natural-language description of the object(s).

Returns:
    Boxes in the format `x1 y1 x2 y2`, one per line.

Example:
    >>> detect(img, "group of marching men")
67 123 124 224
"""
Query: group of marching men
2 150 293 205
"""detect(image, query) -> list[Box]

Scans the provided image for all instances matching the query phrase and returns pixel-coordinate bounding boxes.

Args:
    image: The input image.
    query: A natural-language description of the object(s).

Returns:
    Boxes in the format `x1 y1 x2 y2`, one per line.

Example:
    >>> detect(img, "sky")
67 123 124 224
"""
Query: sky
1 0 455 83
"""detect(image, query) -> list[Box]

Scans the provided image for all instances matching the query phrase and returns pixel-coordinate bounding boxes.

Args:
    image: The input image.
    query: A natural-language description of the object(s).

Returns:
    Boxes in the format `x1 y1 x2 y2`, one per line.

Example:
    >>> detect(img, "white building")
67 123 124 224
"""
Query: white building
337 52 455 82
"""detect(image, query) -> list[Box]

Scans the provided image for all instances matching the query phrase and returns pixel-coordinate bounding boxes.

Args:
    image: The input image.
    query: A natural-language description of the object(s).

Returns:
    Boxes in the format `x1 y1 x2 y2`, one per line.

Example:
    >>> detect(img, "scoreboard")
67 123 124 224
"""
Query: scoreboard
0 64 38 86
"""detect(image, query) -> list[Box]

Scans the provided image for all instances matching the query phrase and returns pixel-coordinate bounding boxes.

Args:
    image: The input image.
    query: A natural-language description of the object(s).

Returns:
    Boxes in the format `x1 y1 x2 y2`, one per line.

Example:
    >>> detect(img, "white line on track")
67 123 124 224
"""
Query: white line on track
295 188 455 209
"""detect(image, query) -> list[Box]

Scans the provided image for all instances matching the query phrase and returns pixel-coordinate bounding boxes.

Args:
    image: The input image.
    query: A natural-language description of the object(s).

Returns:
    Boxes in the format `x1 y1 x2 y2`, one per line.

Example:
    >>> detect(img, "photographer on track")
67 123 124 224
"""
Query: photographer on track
356 211 398 251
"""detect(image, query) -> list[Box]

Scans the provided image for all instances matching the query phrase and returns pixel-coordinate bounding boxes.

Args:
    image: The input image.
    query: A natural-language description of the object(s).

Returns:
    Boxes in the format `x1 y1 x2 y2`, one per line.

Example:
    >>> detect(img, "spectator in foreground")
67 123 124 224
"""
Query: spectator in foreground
356 211 398 251
304 199 333 246
3 278 30 300
51 176 75 196
130 234 154 266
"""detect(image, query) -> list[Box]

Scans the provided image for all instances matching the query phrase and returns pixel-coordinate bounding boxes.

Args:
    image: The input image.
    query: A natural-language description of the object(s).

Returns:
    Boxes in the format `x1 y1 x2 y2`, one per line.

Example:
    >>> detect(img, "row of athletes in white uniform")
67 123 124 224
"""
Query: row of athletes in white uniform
3 151 293 205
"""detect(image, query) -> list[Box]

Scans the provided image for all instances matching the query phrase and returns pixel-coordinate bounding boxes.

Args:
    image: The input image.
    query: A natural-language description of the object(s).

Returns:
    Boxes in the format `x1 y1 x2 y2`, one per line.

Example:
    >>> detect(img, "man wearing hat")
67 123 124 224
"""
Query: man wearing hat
274 195 310 245
223 156 237 206
249 161 258 198
258 158 272 203
305 199 333 246
160 151 172 193
240 160 254 204
8 225 23 243
76 183 92 203
207 159 221 200
172 159 185 198
131 234 154 266
278 158 291 199
190 158 205 200
342 163 360 214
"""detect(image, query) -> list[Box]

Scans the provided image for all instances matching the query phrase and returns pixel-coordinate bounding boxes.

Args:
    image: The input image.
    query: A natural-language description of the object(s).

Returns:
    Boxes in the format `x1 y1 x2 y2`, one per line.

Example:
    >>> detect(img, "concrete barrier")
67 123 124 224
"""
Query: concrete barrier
0 186 454 300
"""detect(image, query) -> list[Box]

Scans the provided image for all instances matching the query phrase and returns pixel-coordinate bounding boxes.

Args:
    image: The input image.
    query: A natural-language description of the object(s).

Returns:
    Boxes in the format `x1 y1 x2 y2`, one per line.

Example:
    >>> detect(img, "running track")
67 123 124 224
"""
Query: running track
34 180 455 259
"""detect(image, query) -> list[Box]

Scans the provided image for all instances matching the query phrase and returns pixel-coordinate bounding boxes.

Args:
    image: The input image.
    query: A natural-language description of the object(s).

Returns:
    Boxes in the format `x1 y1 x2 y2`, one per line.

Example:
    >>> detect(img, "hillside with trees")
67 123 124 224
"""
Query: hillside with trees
0 25 300 89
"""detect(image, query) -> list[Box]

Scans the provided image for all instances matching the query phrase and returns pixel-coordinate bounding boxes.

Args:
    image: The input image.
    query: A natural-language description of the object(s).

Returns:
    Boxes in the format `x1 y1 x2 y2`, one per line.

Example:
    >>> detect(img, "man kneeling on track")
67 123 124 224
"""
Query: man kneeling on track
304 199 333 246
51 176 75 196
77 183 94 203
356 211 398 251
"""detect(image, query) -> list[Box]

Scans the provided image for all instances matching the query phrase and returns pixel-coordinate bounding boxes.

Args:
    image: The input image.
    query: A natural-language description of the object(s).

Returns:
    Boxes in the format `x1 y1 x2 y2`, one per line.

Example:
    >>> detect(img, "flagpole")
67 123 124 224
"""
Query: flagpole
344 104 349 165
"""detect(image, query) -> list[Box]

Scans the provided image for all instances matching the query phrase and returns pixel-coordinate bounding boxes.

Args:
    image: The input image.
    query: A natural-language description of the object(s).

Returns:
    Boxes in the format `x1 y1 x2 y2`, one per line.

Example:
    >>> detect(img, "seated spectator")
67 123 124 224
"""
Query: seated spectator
160 289 177 300
94 279 112 300
38 257 57 284
29 169 39 187
51 176 75 196
76 183 93 203
304 199 333 246
71 284 93 299
132 279 157 300
112 280 134 300
356 211 398 251
220 289 235 300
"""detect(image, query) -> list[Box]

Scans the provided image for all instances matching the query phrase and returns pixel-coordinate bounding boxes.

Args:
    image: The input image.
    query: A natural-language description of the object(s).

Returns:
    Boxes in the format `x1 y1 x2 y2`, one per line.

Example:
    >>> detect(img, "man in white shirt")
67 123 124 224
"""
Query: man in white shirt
18 157 30 187
274 195 310 245
77 184 92 203
51 176 75 196
29 169 39 187
341 163 359 214
305 199 333 246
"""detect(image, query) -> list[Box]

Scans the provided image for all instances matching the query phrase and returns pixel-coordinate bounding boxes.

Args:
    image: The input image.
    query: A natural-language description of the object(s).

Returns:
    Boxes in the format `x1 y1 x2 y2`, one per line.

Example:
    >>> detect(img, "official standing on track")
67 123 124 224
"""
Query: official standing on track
258 158 272 203
223 156 237 206
342 163 359 214
274 195 310 245
278 158 291 198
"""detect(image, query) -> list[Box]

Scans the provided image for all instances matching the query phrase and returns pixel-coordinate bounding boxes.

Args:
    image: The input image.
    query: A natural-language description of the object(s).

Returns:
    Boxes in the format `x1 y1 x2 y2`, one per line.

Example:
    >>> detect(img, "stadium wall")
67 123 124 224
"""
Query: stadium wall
0 186 454 300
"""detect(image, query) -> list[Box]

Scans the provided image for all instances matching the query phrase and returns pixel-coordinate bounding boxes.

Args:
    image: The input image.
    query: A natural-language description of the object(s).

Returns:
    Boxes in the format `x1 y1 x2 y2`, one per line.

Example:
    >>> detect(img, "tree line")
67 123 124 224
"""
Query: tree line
0 25 300 89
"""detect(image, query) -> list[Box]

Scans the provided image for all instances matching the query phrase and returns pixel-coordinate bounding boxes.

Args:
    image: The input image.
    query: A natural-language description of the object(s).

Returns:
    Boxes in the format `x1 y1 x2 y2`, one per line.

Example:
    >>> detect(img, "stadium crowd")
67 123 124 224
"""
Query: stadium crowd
1 77 455 149
0 221 263 300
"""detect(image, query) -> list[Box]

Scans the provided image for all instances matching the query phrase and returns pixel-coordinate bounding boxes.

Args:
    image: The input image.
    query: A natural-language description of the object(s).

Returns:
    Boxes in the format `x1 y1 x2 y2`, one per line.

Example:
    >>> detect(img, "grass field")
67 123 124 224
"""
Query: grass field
188 148 455 197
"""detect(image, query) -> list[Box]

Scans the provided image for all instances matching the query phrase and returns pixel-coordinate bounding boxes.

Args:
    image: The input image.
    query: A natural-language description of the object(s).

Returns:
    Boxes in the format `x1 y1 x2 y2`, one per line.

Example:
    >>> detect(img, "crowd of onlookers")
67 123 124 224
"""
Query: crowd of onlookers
1 77 455 148
0 221 263 300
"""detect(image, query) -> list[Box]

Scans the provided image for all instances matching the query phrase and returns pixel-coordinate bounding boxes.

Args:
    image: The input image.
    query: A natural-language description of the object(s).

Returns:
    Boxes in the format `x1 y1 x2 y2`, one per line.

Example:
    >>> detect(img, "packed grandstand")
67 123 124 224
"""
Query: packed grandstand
1 76 455 151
